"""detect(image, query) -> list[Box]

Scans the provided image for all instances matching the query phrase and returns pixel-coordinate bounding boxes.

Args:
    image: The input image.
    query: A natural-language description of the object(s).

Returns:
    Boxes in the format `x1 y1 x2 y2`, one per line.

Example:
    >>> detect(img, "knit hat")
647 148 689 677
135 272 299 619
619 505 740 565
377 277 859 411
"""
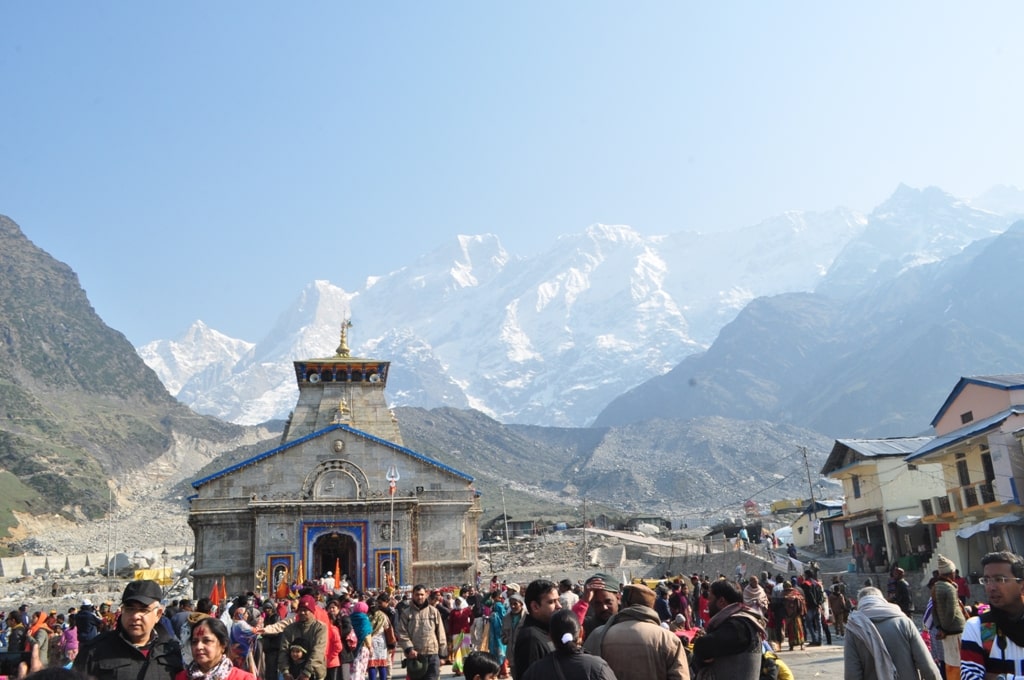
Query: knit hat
509 593 525 605
937 554 956 575
584 573 621 593
289 639 309 654
621 584 657 609
298 595 317 612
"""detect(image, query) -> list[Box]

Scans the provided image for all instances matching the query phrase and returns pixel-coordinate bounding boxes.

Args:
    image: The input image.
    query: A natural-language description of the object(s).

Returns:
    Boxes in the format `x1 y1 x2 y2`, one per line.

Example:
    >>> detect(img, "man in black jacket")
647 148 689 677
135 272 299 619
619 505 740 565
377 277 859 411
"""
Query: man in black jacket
74 580 183 680
511 579 561 680
692 580 766 679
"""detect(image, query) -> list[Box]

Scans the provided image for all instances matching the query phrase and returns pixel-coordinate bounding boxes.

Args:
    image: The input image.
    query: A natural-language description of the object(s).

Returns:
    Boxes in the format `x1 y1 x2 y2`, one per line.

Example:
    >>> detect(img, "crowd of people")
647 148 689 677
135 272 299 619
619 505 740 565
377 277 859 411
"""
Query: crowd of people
7 549 1024 680
0 569 792 680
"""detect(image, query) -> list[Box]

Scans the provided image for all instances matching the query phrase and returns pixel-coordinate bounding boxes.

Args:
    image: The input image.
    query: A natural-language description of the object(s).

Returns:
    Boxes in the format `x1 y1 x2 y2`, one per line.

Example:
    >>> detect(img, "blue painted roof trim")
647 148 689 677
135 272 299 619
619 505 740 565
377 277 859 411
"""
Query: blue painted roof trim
192 423 474 489
908 406 1024 462
931 376 1024 427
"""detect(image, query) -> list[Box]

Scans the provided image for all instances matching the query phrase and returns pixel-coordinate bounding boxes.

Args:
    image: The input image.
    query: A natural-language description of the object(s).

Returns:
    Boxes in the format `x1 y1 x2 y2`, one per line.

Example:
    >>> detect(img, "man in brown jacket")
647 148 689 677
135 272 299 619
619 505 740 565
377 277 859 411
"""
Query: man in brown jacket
397 584 448 680
583 583 690 680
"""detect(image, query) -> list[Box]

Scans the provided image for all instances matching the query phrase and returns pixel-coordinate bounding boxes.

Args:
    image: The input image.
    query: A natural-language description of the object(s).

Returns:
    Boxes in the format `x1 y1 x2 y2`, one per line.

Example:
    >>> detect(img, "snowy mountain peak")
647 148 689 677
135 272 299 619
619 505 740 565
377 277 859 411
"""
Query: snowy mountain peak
139 190 1020 427
450 234 509 288
138 321 254 396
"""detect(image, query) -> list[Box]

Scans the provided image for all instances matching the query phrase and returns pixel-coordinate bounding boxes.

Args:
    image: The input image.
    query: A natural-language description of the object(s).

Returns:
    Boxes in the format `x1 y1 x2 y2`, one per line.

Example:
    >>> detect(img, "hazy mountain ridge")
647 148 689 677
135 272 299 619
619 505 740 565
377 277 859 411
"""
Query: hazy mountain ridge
143 209 872 427
597 221 1024 437
393 407 832 520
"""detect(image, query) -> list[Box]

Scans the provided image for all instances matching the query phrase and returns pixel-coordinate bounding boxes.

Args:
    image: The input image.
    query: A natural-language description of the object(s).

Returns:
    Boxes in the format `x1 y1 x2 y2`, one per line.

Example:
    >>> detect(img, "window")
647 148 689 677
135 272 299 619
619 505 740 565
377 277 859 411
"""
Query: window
956 454 971 487
961 411 974 424
852 475 861 499
982 451 995 482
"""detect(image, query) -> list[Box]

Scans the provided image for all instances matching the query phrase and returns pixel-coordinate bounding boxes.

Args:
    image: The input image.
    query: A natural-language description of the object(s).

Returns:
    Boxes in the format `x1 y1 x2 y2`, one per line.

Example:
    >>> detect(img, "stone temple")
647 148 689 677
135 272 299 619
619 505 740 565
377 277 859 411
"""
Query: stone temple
188 323 480 596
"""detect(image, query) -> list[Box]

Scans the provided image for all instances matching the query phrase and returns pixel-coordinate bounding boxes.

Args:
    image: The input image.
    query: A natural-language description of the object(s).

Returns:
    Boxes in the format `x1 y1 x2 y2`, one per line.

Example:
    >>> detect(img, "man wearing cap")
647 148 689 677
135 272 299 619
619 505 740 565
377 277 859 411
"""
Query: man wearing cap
75 599 103 643
397 584 447 680
930 555 964 680
502 592 525 673
74 579 183 680
576 574 621 638
583 583 689 680
277 595 327 680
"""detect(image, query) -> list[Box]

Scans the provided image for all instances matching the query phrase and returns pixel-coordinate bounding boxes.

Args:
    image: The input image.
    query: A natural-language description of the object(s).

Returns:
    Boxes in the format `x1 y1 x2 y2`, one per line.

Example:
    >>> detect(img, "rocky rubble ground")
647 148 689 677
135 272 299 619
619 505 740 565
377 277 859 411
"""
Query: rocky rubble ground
11 499 192 557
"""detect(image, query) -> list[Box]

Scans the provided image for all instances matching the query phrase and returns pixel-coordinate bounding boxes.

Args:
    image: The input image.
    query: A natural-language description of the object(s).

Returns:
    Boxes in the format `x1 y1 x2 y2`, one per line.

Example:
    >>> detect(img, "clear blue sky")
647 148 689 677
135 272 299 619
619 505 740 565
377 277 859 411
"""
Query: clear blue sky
3 2 1022 345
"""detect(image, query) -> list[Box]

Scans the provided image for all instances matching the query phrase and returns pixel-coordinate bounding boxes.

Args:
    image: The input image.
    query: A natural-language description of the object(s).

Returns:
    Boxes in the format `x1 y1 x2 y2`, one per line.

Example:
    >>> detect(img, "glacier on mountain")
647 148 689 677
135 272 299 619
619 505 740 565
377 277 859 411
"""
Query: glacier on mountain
138 185 1017 427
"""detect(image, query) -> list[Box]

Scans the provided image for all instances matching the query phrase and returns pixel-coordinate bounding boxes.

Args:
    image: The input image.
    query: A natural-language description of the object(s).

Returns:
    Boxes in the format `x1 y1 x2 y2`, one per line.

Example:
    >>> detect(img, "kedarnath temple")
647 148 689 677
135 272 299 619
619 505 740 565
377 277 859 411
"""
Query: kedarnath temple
188 322 481 596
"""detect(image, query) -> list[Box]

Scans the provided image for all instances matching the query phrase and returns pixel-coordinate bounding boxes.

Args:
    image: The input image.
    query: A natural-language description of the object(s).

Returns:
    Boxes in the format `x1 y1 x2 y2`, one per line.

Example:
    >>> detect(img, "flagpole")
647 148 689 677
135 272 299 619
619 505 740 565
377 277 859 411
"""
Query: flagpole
387 465 400 588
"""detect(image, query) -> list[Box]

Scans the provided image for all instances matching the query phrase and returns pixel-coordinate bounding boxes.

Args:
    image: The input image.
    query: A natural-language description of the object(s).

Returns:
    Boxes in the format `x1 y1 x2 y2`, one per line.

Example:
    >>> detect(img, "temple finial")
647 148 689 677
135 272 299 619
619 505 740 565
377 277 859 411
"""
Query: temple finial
336 318 353 357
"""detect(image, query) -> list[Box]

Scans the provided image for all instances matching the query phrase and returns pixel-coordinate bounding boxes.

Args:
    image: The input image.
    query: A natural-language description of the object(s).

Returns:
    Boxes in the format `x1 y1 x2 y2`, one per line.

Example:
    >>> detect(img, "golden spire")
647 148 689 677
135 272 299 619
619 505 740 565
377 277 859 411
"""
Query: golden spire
336 318 353 358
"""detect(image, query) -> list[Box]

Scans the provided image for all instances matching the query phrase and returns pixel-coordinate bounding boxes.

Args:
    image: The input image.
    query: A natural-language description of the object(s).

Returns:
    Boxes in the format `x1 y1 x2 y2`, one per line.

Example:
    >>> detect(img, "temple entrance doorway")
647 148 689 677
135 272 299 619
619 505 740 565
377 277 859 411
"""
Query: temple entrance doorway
314 531 359 590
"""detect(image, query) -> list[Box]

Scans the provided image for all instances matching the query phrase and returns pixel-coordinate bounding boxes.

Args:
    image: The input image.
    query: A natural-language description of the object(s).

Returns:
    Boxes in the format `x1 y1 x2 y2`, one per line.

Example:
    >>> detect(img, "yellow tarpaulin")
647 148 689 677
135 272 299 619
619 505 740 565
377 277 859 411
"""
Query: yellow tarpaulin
134 567 174 586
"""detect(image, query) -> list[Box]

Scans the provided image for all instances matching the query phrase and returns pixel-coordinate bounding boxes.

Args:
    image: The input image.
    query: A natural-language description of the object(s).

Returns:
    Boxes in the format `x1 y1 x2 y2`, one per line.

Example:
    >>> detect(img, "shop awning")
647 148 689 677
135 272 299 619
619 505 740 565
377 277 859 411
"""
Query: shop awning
956 513 1024 539
896 515 922 528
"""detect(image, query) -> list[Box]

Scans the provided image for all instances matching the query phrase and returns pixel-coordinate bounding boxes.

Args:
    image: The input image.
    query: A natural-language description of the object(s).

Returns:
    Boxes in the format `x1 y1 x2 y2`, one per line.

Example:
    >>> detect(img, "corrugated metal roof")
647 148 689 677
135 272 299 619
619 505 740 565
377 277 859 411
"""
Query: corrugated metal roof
822 436 934 476
192 423 474 488
908 406 1024 462
930 374 1024 427
835 437 934 457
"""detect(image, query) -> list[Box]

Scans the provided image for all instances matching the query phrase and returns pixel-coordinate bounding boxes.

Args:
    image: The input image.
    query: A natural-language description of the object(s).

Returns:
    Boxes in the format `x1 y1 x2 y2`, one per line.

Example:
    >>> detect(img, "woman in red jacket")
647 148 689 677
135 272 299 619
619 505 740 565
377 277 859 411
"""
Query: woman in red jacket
177 617 256 680
448 597 474 676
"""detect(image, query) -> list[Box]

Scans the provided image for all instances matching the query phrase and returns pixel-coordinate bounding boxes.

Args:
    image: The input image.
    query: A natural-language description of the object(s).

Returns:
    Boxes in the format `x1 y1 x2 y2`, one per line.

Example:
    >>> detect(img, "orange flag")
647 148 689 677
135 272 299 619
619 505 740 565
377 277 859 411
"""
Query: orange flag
276 568 290 599
209 579 221 605
221 575 228 603
298 559 305 585
334 559 341 590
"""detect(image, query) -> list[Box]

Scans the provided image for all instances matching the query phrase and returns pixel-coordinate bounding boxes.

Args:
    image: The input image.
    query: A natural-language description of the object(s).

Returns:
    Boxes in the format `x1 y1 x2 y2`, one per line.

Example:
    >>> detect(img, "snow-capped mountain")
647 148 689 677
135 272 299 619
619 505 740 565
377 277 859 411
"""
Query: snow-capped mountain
138 321 254 395
139 185 1017 427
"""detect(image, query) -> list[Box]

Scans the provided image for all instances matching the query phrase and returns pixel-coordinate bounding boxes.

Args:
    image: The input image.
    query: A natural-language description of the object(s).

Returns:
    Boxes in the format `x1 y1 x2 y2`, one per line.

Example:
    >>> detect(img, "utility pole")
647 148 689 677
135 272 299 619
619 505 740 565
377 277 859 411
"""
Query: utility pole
501 487 511 552
801 446 820 544
582 496 588 568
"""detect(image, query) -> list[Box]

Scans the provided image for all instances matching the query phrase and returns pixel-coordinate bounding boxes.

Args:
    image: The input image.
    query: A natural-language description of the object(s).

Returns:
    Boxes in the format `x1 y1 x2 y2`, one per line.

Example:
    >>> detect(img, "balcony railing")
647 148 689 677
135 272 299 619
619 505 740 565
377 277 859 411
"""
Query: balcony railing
959 480 997 509
963 484 978 508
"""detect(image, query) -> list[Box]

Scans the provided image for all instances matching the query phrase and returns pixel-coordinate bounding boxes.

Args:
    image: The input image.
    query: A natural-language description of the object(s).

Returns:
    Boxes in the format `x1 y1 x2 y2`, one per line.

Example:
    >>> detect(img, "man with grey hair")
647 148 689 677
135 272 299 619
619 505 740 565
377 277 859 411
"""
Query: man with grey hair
844 585 939 680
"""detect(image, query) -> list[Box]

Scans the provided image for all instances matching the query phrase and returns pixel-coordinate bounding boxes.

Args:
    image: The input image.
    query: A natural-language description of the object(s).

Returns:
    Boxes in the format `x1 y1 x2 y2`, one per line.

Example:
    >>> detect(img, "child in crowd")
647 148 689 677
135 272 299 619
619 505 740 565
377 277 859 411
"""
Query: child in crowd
283 640 310 680
463 651 501 680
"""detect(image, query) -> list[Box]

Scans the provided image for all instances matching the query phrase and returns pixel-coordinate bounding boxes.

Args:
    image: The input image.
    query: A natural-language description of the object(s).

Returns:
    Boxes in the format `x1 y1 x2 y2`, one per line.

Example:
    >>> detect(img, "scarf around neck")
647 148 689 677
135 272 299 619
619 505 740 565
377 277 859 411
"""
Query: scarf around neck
187 655 234 680
846 607 897 680
705 602 766 638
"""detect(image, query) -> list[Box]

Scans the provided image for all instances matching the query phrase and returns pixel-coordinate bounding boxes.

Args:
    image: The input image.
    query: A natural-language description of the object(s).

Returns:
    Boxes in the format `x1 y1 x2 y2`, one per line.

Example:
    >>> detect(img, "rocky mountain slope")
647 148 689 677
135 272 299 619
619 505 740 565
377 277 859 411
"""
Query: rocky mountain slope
597 216 1024 437
0 215 274 549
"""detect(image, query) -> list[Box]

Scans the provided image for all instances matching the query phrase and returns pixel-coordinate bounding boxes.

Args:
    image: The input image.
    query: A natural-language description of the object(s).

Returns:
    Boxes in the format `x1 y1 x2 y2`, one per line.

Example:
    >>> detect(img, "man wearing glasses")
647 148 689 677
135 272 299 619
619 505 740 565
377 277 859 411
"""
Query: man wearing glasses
961 551 1024 680
74 579 184 680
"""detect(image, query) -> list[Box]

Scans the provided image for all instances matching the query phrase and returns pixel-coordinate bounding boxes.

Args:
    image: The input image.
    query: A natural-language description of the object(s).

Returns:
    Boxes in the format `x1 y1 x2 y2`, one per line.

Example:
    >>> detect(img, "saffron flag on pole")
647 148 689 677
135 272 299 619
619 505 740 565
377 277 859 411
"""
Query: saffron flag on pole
334 559 341 590
209 579 220 605
298 559 305 585
221 575 228 602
